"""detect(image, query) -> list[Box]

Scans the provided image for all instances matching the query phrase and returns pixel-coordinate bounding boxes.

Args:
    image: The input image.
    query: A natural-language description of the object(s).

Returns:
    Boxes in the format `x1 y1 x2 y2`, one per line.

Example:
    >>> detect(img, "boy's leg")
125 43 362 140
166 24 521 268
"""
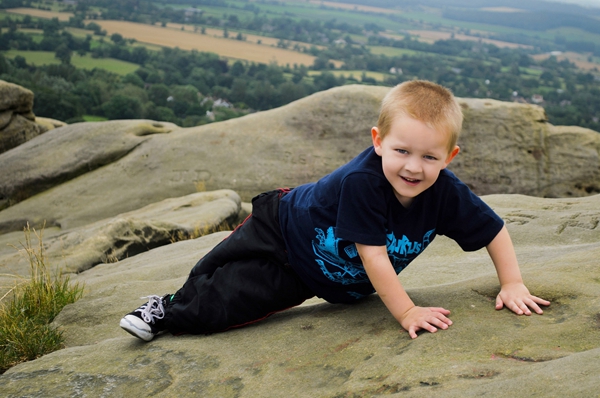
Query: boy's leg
187 189 289 278
164 188 314 334
120 189 310 339
164 257 314 335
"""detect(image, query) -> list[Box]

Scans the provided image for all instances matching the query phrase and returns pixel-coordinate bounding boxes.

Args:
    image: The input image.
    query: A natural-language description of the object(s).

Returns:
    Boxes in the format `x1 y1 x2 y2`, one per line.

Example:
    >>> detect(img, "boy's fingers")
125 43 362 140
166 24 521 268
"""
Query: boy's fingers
408 326 419 339
525 297 546 314
508 301 524 315
430 307 451 315
495 296 504 310
532 295 551 306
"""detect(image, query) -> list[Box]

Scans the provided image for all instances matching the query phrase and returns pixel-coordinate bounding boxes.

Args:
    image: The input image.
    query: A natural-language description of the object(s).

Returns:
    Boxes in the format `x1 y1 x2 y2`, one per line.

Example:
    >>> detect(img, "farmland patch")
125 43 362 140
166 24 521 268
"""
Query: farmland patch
532 51 600 71
163 23 324 51
4 50 139 75
407 30 532 49
279 0 398 14
6 7 73 21
90 20 318 66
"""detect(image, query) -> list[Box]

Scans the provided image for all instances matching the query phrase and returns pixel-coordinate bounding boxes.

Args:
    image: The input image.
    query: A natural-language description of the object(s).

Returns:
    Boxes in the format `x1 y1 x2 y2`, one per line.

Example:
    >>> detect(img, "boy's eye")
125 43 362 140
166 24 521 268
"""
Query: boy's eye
424 155 437 160
395 149 408 154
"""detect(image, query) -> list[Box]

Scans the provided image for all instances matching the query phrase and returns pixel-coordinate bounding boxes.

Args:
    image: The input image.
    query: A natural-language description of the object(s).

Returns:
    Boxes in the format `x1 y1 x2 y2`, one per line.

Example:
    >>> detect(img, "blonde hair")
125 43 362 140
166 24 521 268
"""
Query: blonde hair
377 80 463 153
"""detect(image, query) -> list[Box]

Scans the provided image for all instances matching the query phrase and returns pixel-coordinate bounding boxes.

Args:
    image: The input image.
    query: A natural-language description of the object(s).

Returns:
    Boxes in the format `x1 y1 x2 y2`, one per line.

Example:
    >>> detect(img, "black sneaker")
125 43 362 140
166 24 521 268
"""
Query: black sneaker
120 295 171 341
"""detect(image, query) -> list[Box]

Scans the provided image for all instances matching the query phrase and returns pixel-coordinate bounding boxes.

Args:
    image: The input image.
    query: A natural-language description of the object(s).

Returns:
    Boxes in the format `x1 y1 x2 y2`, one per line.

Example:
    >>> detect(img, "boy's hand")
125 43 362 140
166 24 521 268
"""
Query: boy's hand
400 306 452 339
496 282 550 315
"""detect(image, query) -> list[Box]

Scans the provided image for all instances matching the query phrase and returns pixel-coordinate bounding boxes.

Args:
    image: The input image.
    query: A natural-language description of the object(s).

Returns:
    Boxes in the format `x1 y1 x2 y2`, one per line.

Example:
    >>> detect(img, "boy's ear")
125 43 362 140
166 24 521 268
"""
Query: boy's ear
443 146 460 168
371 127 383 156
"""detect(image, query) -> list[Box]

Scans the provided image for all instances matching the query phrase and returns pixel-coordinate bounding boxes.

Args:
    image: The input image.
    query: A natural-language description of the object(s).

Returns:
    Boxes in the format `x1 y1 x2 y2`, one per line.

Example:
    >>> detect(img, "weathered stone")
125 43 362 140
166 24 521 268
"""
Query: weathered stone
0 79 33 114
453 98 600 197
0 119 178 227
0 80 45 154
0 190 241 276
35 116 67 131
0 193 598 396
0 112 46 154
0 85 598 234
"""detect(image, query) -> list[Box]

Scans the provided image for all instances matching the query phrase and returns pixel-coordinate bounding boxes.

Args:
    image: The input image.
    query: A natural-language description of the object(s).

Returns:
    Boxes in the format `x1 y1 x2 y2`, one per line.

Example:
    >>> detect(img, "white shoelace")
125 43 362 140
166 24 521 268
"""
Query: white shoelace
136 295 166 324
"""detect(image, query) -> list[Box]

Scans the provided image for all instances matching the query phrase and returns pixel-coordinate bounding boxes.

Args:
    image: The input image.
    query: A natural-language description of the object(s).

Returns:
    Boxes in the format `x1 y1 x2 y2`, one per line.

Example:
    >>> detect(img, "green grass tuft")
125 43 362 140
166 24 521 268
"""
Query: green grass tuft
0 224 84 374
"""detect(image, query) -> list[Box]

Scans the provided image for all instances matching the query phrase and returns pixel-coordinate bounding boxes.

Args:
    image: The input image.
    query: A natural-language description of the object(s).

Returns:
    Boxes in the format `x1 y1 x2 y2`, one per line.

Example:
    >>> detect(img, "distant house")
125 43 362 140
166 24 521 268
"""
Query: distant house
389 67 403 75
334 39 347 46
531 94 544 104
213 98 232 108
201 97 232 108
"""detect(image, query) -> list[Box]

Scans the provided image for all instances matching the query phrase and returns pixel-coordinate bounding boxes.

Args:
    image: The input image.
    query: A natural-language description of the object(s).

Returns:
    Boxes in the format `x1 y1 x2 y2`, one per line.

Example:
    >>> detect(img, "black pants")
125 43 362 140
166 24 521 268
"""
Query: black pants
164 189 315 335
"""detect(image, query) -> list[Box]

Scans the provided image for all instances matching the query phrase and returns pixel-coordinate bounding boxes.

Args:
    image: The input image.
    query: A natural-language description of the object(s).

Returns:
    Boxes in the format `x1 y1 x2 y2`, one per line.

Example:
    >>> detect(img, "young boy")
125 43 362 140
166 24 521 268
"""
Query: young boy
120 80 550 342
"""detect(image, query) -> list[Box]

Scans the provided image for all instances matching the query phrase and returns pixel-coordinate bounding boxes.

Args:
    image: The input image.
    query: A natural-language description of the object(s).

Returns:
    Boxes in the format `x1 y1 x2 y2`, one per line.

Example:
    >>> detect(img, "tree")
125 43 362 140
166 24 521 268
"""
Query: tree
55 44 72 65
131 46 149 64
86 22 105 36
122 73 145 88
101 95 142 119
148 84 170 107
230 60 245 77
13 55 27 69
110 33 124 45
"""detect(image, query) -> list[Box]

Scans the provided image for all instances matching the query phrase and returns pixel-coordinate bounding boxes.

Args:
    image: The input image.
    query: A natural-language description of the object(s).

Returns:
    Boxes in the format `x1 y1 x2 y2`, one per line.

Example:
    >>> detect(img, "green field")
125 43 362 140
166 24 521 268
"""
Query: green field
499 65 544 76
82 115 108 122
3 50 139 75
308 69 390 82
547 27 600 44
368 46 421 57
182 0 412 31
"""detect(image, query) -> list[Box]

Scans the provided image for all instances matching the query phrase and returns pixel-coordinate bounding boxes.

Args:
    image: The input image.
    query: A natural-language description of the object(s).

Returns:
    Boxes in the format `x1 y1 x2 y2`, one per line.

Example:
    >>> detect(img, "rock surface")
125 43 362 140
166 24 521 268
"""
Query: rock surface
0 190 243 294
1 193 599 397
0 80 46 155
0 83 599 396
0 119 178 216
1 85 599 233
454 99 600 198
34 116 67 131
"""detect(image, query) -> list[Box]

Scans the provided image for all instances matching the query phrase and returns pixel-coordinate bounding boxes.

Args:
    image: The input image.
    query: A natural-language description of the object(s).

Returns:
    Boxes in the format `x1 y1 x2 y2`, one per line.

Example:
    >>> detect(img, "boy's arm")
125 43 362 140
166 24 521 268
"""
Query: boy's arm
486 225 550 315
356 243 452 339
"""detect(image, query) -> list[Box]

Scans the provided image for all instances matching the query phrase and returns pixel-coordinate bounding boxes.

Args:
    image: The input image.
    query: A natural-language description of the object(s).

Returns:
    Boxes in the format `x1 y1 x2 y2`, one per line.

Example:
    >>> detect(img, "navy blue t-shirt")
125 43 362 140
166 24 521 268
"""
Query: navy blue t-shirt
279 146 504 304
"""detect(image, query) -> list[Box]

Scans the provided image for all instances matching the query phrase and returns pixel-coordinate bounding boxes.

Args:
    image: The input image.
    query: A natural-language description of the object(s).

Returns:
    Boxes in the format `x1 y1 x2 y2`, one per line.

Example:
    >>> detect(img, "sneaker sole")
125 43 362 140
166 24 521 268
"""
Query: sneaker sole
120 317 154 341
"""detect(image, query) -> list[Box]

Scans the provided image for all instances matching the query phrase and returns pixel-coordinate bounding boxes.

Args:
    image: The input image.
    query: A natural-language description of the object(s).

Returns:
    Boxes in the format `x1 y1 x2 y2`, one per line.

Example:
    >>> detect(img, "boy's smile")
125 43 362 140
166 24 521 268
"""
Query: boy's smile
372 115 459 207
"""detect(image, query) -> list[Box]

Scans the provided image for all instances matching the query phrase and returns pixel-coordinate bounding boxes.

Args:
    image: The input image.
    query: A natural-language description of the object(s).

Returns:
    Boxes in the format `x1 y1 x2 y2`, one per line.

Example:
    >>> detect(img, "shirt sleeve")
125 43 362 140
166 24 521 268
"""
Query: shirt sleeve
436 176 504 252
334 172 390 246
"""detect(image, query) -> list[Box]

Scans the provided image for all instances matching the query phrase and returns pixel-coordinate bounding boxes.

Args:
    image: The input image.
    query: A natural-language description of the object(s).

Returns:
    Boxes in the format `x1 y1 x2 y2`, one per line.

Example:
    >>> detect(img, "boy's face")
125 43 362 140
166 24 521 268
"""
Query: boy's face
372 115 459 207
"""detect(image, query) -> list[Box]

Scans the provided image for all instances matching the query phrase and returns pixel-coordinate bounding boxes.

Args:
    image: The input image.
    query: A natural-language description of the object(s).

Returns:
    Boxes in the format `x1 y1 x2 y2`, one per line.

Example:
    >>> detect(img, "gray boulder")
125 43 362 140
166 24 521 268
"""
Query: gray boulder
0 189 242 285
0 119 178 213
0 80 46 155
1 193 598 396
0 85 599 234
454 99 600 197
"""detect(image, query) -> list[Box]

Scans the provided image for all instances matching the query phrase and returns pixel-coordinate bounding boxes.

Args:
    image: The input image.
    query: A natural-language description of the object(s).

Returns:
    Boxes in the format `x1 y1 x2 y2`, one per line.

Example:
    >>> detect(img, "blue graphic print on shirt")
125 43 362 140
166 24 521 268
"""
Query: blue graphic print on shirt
312 227 435 285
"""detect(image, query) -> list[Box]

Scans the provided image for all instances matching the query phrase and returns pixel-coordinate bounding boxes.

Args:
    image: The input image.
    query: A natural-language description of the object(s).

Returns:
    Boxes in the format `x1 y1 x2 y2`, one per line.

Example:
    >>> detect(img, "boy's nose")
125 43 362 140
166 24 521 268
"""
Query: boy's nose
404 156 422 173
